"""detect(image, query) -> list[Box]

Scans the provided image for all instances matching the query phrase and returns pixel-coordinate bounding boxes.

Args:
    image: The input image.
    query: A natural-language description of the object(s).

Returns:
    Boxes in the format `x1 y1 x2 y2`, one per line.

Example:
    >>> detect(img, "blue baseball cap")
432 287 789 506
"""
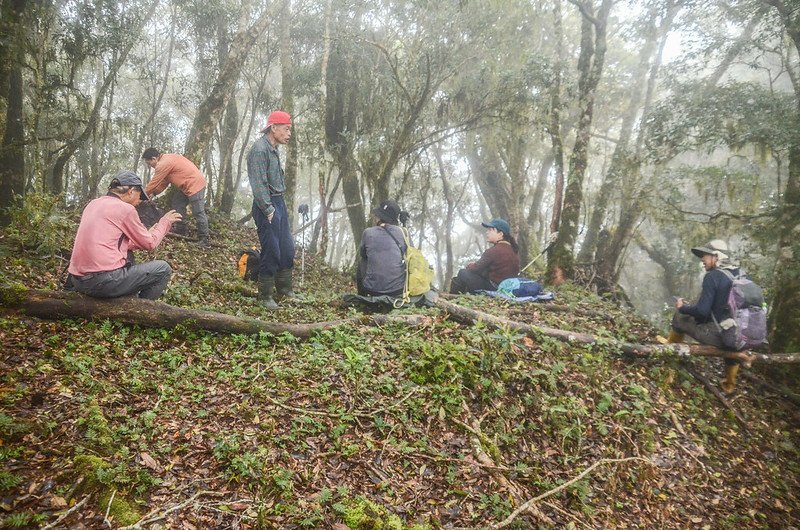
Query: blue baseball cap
481 218 510 236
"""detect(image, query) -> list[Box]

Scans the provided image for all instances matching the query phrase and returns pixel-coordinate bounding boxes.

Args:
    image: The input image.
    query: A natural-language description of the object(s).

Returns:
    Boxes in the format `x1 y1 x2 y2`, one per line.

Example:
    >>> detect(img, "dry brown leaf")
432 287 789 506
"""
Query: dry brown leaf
140 451 163 472
50 496 68 508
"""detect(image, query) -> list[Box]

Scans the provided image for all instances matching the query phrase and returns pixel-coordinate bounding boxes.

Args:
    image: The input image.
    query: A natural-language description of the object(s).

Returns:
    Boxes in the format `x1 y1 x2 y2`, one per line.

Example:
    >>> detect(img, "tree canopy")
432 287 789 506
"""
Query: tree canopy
1 0 798 346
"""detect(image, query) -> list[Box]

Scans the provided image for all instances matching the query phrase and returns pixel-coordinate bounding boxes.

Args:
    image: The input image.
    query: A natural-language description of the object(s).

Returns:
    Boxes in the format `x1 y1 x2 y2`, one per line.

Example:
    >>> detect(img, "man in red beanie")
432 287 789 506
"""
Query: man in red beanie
246 110 298 309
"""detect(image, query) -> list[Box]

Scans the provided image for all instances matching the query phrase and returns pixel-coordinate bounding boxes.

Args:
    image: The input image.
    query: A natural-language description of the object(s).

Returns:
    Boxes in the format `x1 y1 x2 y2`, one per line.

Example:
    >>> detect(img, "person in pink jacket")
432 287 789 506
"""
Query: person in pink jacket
66 171 182 299
141 148 210 246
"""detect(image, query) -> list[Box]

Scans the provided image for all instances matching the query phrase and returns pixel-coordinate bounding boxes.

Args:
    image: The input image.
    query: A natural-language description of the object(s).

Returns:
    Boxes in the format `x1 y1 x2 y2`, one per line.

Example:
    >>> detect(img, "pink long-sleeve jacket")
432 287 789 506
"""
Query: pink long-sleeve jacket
68 195 172 276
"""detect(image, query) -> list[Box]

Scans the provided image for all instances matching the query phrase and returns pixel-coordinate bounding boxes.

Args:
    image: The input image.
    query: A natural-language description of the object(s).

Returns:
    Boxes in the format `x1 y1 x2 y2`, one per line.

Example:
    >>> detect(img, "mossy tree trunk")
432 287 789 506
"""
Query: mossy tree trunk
547 0 566 238
324 5 366 250
0 0 26 227
764 0 800 352
280 0 298 222
577 5 662 265
547 0 613 283
47 0 157 198
183 0 286 167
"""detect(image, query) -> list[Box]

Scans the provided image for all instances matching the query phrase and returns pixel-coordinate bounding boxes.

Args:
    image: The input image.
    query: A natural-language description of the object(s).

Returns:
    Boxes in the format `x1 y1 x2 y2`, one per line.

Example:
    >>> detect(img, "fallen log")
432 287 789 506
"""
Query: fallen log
0 286 433 339
434 299 800 366
439 293 615 319
3 286 797 366
0 286 355 339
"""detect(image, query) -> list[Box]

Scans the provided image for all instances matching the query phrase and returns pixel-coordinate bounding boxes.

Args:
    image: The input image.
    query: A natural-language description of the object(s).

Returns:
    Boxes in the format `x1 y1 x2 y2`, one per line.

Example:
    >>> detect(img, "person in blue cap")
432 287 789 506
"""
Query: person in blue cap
450 218 520 294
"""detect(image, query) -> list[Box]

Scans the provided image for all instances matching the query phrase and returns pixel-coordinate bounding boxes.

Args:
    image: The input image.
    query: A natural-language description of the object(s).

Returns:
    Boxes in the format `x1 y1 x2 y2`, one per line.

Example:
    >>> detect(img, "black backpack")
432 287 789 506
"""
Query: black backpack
136 201 164 228
237 248 260 281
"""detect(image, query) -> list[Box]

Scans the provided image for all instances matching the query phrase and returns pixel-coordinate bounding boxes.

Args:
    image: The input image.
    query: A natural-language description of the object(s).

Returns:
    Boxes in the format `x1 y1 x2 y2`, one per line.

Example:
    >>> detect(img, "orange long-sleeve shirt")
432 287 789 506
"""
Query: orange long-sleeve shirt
144 153 206 197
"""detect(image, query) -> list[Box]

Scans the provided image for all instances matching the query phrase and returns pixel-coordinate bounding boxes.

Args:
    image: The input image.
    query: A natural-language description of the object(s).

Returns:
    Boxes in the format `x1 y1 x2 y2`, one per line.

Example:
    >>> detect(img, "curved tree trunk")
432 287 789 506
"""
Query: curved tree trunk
48 0 159 196
577 5 661 264
183 0 286 167
594 1 680 288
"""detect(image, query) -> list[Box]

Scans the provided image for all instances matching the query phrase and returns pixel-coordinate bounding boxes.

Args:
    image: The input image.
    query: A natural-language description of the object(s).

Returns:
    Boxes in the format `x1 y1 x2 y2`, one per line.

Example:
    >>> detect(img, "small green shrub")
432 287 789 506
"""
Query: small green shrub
5 192 76 255
0 470 22 492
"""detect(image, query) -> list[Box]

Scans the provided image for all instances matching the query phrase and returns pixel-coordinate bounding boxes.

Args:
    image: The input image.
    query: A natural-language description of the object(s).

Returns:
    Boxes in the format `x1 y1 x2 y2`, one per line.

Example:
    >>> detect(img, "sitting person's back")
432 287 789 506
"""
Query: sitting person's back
357 200 407 297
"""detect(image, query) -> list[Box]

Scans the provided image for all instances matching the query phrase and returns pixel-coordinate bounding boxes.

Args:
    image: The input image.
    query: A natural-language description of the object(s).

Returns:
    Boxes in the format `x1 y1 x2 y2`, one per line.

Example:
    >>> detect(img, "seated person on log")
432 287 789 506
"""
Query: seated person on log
65 171 182 300
668 239 743 394
450 218 520 294
357 200 408 298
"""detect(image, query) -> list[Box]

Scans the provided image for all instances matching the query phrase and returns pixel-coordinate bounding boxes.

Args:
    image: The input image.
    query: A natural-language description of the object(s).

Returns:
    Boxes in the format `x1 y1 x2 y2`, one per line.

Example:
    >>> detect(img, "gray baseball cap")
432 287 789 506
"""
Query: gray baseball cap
110 170 149 201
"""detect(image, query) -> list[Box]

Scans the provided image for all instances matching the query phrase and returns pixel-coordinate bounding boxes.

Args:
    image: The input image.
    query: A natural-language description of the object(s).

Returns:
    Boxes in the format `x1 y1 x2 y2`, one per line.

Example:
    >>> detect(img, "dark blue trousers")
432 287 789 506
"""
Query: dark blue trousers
450 268 495 294
253 195 295 278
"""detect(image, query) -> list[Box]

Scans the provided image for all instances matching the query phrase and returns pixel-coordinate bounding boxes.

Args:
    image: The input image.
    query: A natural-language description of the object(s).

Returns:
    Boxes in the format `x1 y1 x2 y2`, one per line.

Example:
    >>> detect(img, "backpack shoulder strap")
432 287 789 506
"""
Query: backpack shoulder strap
719 268 737 281
381 226 405 257
381 225 410 306
400 226 412 248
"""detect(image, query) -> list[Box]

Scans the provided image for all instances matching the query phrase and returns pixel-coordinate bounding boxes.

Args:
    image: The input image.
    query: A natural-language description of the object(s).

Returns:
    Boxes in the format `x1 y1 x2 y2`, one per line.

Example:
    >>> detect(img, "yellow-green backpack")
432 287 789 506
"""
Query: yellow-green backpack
402 228 433 297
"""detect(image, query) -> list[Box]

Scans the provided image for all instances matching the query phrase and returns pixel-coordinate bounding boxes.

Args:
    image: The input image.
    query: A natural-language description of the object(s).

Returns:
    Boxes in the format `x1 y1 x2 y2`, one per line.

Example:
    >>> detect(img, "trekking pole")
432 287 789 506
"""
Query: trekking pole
298 203 310 285
520 234 558 274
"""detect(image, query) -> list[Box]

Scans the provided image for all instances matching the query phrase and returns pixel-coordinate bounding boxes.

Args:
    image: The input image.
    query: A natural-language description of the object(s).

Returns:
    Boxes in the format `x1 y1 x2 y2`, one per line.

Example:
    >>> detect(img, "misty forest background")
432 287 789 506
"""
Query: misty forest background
1 0 799 350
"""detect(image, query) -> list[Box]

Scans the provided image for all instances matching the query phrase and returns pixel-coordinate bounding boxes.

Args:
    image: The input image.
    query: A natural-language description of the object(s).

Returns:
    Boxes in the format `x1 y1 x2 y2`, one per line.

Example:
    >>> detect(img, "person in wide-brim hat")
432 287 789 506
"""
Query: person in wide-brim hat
667 238 744 394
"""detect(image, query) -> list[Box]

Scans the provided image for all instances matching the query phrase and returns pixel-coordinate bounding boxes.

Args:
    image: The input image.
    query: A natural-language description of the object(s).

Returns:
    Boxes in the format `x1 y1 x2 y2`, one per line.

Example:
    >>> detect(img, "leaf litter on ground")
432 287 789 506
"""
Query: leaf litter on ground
0 217 798 529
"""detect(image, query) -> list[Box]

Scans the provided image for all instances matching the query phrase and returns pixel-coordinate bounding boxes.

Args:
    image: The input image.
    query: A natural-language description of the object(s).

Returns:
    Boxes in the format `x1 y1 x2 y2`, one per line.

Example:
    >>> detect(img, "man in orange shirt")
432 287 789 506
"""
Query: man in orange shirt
142 148 210 246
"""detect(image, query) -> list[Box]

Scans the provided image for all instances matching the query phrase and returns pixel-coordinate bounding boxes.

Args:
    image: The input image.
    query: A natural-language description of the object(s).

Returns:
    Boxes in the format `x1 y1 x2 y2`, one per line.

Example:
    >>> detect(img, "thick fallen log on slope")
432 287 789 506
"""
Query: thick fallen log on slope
0 286 350 338
0 286 432 339
435 299 799 366
2 286 796 365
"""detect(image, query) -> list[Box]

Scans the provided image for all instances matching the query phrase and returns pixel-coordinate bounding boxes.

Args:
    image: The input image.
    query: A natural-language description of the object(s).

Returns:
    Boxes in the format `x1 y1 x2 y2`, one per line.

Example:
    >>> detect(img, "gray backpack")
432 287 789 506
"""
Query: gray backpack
715 269 768 350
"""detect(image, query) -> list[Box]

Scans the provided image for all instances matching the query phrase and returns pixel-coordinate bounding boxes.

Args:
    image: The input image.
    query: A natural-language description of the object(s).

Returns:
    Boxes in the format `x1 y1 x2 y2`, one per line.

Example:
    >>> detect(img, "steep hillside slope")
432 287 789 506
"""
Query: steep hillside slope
1 219 798 529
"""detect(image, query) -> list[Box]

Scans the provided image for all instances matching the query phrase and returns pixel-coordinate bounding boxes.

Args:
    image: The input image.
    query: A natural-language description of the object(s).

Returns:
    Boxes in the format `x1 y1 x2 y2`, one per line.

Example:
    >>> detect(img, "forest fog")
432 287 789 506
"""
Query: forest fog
1 0 797 339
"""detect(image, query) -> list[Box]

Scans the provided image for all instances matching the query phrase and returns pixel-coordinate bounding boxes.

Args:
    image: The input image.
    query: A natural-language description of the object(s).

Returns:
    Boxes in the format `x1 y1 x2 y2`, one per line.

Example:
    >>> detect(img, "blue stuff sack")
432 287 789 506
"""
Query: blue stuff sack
498 277 542 298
